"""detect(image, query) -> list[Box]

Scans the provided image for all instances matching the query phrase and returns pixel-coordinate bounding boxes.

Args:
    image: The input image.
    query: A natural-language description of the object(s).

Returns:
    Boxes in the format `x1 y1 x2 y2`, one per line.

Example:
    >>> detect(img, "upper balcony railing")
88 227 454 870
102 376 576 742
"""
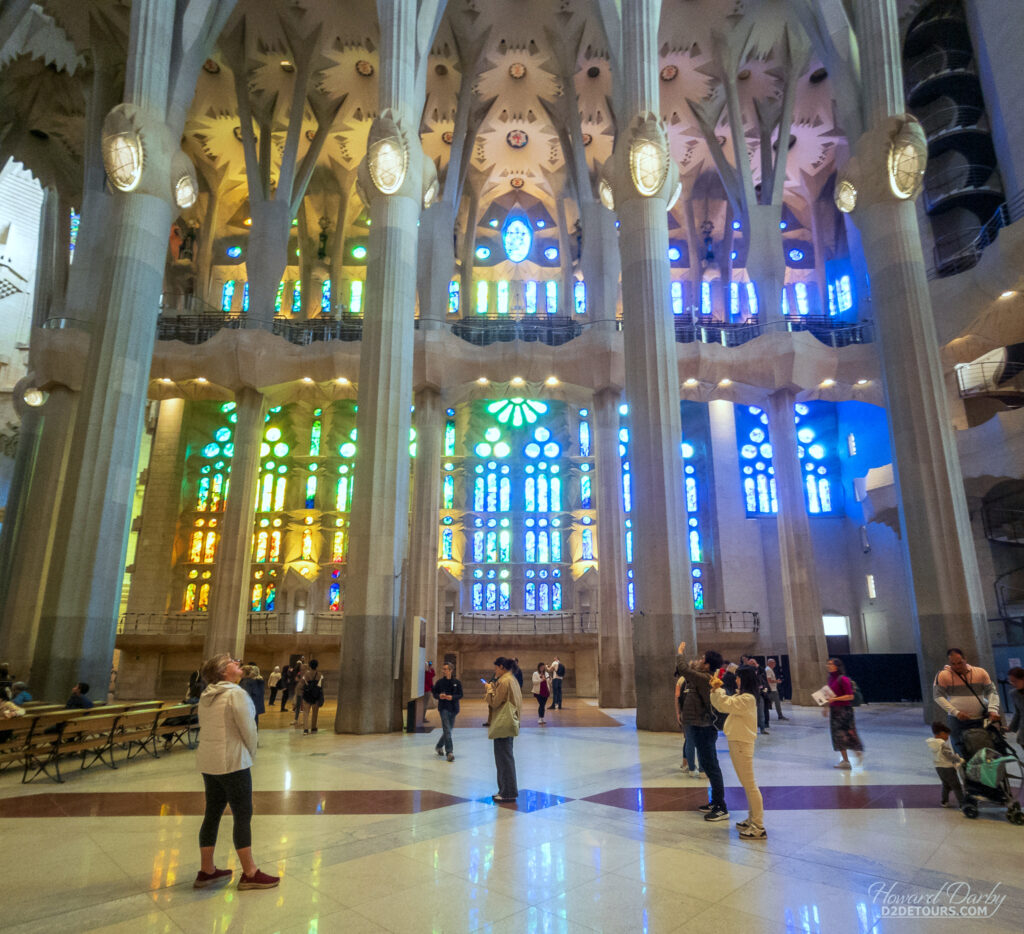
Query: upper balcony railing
451 612 598 634
922 162 1004 213
117 611 344 636
927 189 1024 279
675 316 873 349
916 103 987 142
695 610 761 633
450 315 583 347
905 48 977 98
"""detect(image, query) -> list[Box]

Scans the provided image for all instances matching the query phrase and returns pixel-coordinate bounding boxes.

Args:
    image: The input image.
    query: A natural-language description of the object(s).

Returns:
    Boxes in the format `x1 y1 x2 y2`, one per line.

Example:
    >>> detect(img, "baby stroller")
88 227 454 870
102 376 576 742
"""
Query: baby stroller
960 723 1023 823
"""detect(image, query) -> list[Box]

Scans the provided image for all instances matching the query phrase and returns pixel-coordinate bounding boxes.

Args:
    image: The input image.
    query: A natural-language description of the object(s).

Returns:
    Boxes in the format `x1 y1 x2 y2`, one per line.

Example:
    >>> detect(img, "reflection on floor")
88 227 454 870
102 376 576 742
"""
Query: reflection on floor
1 700 1022 933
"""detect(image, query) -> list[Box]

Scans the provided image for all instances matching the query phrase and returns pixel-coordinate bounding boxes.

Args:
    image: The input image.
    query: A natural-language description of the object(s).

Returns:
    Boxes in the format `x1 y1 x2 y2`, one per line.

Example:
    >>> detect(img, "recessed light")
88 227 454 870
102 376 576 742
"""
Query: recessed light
511 377 525 386
337 377 350 385
719 378 732 387
684 378 698 387
160 377 172 384
302 377 313 384
545 376 559 386
477 377 489 385
856 378 870 385
999 290 1017 299
196 377 208 384
821 378 835 387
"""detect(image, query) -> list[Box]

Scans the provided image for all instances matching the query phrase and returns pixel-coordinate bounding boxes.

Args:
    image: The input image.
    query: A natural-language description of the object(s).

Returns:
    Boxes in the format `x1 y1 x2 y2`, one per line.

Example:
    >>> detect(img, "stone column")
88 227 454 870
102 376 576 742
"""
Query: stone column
847 0 993 702
579 201 621 331
336 0 430 734
766 390 828 703
610 0 693 731
416 203 455 330
556 198 574 315
204 389 265 660
125 398 186 619
407 387 443 668
593 388 634 707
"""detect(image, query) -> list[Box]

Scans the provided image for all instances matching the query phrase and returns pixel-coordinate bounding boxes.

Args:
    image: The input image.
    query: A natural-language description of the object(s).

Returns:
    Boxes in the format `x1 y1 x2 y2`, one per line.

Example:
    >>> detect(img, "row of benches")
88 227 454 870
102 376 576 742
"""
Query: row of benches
0 701 199 784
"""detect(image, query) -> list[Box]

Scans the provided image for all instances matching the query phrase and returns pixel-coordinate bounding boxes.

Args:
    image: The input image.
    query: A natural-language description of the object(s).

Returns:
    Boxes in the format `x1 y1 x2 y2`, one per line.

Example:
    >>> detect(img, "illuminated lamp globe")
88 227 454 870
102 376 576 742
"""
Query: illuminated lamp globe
834 178 857 214
23 387 47 407
103 132 143 192
598 178 615 211
368 135 407 195
175 173 197 209
629 120 669 197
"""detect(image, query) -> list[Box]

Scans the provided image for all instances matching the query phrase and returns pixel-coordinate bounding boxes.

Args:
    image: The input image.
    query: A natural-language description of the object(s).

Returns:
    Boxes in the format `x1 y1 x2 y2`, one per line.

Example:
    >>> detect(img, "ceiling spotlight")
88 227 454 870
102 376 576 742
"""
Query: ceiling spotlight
999 290 1017 299
489 218 499 227
243 217 252 226
196 377 208 384
536 220 545 228
160 377 173 384
856 378 870 385
336 377 350 385
477 377 489 385
22 387 47 407
545 376 559 386
302 377 313 384
510 376 525 386
719 378 732 387
821 378 835 387
684 378 698 387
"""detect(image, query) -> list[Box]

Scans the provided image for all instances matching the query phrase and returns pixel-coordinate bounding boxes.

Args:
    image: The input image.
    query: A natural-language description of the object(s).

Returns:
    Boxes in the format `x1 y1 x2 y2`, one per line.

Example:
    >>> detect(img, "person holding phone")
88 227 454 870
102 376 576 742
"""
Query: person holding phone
431 662 463 761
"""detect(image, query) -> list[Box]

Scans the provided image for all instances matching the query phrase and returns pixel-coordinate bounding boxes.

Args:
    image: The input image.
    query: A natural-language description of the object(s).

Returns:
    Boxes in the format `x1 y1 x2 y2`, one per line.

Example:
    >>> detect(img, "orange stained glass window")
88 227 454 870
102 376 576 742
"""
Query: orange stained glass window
255 531 268 563
188 532 203 563
183 583 197 611
198 583 211 610
210 473 224 510
331 530 346 563
251 583 263 611
203 531 217 563
301 528 314 560
269 530 281 562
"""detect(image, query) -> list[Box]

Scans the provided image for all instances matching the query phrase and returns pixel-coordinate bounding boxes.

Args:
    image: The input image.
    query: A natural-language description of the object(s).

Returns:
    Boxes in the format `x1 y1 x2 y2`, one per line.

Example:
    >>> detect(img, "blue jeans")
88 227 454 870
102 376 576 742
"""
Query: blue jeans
683 725 700 771
690 724 725 809
435 708 456 755
551 679 562 708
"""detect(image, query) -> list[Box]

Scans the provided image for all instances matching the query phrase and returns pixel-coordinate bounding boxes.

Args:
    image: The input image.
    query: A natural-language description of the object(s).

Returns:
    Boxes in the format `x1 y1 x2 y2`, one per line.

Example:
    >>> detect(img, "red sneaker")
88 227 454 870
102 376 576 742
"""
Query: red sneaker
238 868 280 890
193 868 232 888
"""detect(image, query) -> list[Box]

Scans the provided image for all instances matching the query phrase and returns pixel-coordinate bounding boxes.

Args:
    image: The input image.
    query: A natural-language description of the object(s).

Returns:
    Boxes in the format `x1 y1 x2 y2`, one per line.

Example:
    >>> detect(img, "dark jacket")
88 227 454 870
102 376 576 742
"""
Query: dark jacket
66 693 94 709
240 677 266 716
432 676 463 714
679 664 716 727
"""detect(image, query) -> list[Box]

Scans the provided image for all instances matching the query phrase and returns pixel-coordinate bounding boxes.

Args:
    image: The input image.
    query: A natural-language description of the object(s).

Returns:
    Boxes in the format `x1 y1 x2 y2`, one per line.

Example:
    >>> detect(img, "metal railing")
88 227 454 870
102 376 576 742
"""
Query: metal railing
916 103 987 140
675 317 873 349
156 313 365 345
695 610 761 633
450 316 583 347
906 0 965 36
983 506 1024 545
117 611 344 636
923 163 1003 212
451 612 598 634
955 360 1024 399
905 48 976 95
927 189 1024 279
995 579 1024 621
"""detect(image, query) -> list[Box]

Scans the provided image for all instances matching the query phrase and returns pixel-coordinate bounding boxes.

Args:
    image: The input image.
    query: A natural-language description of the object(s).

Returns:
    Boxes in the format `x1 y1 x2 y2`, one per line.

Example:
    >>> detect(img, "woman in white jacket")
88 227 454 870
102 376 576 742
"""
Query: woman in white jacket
194 653 279 890
710 666 766 840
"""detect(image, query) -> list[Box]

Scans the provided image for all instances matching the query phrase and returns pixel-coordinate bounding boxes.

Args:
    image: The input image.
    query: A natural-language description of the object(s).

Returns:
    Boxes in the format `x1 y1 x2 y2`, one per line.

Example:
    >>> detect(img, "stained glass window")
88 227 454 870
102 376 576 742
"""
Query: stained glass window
795 281 810 316
291 282 302 314
545 280 557 314
69 209 79 262
573 280 586 315
321 279 331 313
242 282 249 312
746 282 758 316
221 280 235 312
701 281 711 315
476 280 489 315
497 280 509 315
671 281 683 315
275 281 284 313
449 279 460 314
730 282 740 318
525 280 537 314
503 218 532 262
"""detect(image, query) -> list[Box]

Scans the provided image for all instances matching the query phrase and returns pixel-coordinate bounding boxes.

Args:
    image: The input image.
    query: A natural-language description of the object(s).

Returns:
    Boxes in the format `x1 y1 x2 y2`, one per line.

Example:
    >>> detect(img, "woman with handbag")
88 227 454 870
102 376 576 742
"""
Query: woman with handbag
532 661 551 725
486 657 523 802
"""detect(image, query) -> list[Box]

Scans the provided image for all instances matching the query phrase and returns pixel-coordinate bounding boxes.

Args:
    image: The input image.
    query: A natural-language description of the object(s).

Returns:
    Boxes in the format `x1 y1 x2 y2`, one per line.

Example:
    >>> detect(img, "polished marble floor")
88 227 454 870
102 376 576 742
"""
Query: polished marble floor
1 700 1022 934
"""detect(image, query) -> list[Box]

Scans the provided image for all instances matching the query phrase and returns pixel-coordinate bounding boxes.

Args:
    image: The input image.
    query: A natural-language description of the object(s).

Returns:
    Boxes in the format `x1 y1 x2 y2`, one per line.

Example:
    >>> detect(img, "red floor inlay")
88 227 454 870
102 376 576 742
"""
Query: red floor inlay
0 789 470 818
583 784 945 811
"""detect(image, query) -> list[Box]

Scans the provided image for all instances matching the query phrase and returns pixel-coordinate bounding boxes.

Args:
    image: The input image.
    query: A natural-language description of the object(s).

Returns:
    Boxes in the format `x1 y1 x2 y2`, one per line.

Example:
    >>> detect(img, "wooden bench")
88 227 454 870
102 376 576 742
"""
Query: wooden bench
119 707 164 761
0 717 37 774
23 711 123 783
155 704 200 752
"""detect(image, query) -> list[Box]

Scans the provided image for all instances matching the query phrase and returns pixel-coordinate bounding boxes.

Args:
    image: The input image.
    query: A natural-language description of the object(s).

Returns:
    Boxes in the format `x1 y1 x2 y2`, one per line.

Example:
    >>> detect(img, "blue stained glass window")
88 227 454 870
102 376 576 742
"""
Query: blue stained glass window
579 421 591 456
580 475 591 508
242 282 249 312
581 528 594 560
539 583 550 612
573 280 586 314
782 287 790 316
473 530 485 562
443 475 454 509
449 279 460 314
485 531 498 562
69 209 79 261
545 280 557 314
502 218 532 262
693 581 704 610
837 275 853 313
499 477 511 512
292 281 302 313
499 530 511 562
701 281 711 315
626 529 633 563
321 279 331 312
441 529 453 560
689 529 701 562
795 281 810 315
525 582 536 611
671 281 683 315
525 280 537 314
486 583 497 610
551 531 561 562
474 478 485 511
551 583 562 611
473 583 484 610
444 421 456 456
497 280 509 315
305 476 317 508
746 282 758 316
221 280 235 312
499 582 510 610
622 471 631 512
349 280 363 315
730 282 740 318
685 477 698 512
627 581 635 611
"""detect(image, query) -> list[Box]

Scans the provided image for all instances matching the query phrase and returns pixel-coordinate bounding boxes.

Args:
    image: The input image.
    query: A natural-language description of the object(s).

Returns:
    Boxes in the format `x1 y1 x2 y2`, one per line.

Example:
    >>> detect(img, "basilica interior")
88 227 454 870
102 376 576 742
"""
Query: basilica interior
1 0 1024 930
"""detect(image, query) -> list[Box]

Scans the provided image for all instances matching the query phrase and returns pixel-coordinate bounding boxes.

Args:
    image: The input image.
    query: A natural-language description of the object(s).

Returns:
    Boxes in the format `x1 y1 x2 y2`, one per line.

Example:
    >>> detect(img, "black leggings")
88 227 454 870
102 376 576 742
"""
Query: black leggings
535 693 548 718
200 769 253 850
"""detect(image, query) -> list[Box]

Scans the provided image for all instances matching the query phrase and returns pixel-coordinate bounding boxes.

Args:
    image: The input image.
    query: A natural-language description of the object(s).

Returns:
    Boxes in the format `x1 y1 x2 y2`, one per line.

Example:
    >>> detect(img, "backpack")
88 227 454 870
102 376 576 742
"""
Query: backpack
850 679 864 707
557 663 565 677
302 676 323 705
